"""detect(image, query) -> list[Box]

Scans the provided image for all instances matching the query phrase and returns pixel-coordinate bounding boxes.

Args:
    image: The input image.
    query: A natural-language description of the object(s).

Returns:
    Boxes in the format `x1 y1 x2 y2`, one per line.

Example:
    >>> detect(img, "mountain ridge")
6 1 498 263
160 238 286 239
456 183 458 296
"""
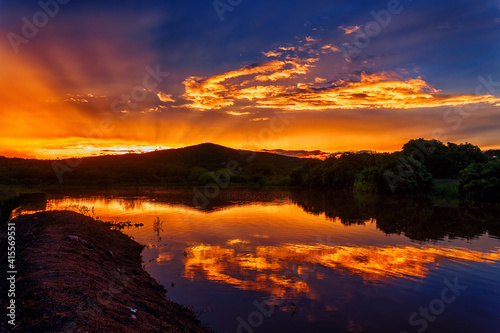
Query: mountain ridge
0 142 309 186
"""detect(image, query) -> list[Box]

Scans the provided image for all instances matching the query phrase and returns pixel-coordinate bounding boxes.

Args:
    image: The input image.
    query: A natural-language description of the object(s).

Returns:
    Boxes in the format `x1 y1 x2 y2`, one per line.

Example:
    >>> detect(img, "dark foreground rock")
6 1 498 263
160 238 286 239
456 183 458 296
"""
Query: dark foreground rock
0 211 212 332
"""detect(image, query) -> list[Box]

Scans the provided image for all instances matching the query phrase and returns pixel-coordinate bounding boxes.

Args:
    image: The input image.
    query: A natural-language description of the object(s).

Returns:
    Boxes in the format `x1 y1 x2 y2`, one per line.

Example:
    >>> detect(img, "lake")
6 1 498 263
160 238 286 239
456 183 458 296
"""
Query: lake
21 188 500 332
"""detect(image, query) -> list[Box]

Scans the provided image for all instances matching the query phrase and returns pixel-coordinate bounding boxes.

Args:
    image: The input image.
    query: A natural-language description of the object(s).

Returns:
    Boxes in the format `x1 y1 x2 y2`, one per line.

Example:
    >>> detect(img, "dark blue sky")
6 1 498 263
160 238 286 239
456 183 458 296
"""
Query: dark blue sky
2 0 499 91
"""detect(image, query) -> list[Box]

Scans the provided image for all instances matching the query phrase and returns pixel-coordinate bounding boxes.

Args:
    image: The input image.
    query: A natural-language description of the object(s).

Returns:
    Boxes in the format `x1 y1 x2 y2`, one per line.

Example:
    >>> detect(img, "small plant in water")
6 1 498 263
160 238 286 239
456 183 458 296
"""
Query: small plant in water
99 219 144 230
153 216 164 244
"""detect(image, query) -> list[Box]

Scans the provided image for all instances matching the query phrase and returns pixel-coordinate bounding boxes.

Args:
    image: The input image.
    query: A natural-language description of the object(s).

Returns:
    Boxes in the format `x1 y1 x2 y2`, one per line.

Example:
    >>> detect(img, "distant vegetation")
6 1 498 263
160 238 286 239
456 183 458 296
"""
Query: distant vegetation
290 138 499 202
0 140 499 203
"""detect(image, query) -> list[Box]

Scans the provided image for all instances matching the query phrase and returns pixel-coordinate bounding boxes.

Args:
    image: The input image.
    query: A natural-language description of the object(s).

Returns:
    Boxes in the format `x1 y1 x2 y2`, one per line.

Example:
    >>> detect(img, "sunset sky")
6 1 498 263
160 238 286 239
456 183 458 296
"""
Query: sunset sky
1 0 500 159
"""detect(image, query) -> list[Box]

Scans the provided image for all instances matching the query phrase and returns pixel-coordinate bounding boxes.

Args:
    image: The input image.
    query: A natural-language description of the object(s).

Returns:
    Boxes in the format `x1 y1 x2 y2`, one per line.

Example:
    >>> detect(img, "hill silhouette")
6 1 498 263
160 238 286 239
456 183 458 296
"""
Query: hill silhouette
2 139 498 202
120 143 305 169
0 143 307 186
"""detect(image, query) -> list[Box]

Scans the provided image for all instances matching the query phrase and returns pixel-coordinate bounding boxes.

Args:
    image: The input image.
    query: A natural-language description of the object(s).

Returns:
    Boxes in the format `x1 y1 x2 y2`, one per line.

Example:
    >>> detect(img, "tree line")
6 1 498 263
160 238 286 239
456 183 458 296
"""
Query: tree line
289 138 500 202
0 139 499 202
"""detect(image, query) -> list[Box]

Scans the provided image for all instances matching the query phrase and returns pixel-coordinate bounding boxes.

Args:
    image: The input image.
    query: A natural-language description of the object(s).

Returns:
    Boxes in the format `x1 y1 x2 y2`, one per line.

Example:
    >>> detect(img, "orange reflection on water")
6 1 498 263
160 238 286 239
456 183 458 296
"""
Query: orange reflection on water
34 197 500 300
184 242 500 298
305 244 500 280
184 243 317 300
43 198 378 243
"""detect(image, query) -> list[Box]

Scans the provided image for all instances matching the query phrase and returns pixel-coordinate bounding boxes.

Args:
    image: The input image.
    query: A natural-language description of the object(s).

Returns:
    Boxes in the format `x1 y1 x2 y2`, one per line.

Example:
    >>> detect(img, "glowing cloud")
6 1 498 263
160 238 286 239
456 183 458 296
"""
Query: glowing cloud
226 111 252 116
179 35 500 113
262 50 283 58
255 72 500 111
321 44 341 53
305 36 319 42
182 58 316 110
157 92 175 102
182 64 500 112
339 25 361 34
321 44 335 50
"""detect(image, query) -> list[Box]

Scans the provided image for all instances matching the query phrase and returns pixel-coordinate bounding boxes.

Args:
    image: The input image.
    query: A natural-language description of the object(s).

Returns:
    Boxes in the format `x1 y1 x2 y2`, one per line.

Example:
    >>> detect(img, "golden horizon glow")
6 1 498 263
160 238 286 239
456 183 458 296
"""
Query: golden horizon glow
1 35 500 160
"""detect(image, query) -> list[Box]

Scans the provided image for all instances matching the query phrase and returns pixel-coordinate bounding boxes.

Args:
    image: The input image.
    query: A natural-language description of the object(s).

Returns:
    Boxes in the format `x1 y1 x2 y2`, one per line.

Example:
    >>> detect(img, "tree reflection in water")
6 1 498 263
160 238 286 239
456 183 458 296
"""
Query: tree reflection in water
289 190 500 241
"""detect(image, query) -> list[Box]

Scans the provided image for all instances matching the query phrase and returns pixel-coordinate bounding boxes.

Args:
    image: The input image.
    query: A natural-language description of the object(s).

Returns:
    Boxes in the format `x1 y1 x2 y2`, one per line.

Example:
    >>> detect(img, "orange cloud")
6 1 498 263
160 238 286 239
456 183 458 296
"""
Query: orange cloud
182 64 500 112
182 58 317 110
255 58 316 82
157 92 175 102
179 36 500 113
235 85 287 100
339 25 361 34
256 72 500 111
279 46 296 51
262 50 283 58
321 44 341 53
226 111 252 116
305 36 319 42
181 36 337 110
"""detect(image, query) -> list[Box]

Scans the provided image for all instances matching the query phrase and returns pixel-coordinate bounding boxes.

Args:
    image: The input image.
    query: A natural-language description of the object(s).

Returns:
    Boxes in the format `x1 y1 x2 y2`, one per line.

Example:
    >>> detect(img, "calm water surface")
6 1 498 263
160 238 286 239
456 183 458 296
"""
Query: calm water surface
25 189 500 332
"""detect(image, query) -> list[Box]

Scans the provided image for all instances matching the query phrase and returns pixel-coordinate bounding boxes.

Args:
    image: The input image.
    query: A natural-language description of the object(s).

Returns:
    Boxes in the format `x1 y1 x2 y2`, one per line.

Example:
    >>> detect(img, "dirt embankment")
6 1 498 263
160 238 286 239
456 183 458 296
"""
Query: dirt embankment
0 211 213 333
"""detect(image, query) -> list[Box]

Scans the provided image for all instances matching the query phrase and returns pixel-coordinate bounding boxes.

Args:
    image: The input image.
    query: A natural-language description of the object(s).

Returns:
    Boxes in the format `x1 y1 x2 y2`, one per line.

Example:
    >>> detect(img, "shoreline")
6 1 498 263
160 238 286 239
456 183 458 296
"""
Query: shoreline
0 211 212 332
